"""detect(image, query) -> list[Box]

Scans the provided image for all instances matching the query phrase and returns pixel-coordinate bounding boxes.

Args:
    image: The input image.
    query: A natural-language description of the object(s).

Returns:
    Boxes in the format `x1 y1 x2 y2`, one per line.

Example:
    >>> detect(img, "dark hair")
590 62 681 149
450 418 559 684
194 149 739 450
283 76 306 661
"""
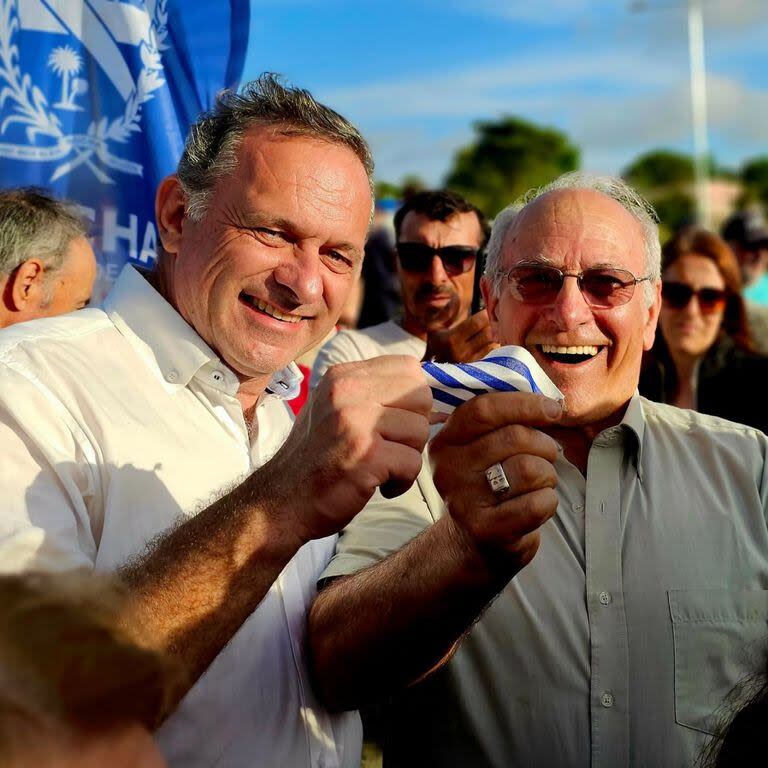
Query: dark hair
662 226 752 351
393 189 489 245
699 654 768 767
177 73 374 221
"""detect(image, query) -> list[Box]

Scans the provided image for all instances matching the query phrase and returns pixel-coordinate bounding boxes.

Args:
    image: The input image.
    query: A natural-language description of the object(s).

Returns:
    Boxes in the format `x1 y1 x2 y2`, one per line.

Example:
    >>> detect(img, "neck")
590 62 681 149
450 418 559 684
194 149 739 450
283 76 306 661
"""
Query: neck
236 375 270 413
147 262 271 413
399 314 427 340
545 404 630 475
668 348 700 383
667 348 700 407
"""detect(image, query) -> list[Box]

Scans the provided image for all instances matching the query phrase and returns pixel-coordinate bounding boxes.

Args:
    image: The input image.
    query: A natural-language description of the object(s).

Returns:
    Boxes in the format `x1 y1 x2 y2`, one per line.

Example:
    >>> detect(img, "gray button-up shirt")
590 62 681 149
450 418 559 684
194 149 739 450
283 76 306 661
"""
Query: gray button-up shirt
322 396 768 767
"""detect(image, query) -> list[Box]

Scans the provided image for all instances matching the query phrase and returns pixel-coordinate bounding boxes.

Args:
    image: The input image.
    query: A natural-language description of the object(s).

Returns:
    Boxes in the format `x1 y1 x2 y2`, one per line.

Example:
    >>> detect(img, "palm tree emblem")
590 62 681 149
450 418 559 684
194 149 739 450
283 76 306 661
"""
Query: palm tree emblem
48 46 88 111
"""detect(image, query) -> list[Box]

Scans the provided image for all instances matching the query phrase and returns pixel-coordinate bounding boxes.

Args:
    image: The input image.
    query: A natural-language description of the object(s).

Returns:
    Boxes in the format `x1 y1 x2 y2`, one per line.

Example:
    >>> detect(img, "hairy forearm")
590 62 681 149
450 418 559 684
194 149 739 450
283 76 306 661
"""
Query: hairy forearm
308 516 514 712
118 475 299 709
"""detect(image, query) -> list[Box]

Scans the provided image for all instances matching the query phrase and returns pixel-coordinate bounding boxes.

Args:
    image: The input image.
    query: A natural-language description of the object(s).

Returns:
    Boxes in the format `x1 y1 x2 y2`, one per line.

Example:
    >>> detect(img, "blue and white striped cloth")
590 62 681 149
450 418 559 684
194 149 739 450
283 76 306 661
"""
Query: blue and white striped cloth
423 345 564 415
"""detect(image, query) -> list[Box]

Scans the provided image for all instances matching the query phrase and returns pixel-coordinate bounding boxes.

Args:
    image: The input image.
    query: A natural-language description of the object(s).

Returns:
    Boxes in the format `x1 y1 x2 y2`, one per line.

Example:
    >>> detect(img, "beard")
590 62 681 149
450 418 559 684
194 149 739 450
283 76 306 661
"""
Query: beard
413 284 462 331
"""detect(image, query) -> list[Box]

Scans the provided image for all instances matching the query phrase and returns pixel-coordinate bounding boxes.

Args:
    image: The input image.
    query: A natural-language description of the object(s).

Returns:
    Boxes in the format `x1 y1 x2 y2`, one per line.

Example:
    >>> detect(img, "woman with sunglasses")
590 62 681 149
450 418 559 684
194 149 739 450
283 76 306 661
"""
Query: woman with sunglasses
639 225 768 432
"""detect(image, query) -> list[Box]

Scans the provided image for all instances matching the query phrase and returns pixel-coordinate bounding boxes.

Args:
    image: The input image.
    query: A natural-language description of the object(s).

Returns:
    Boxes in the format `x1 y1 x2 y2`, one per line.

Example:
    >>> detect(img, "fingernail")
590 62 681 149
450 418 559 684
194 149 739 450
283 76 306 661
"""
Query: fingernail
543 398 562 418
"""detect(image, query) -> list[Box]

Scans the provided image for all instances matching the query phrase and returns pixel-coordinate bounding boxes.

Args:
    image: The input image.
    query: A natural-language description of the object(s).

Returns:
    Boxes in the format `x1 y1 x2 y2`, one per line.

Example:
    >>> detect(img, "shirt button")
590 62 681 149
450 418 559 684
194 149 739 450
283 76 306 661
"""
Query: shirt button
601 691 614 708
211 370 224 382
572 502 584 512
166 370 179 383
599 591 612 605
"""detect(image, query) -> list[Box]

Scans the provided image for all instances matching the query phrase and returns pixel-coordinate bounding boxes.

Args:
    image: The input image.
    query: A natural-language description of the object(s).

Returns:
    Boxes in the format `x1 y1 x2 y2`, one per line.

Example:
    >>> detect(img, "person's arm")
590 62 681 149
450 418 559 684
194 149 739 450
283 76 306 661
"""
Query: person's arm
116 355 431 710
308 391 562 711
422 309 498 363
0 355 431 714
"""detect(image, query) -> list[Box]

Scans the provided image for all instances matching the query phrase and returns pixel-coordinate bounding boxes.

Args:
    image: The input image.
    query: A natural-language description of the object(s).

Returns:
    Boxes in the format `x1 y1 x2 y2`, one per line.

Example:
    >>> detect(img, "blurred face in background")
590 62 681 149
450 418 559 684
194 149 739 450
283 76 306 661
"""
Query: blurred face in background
729 242 768 287
396 211 483 339
660 253 727 361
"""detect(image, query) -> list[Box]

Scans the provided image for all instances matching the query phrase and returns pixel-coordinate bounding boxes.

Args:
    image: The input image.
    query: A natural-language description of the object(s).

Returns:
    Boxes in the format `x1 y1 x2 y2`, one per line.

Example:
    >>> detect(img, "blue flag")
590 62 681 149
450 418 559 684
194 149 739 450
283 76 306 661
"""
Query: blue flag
0 0 249 298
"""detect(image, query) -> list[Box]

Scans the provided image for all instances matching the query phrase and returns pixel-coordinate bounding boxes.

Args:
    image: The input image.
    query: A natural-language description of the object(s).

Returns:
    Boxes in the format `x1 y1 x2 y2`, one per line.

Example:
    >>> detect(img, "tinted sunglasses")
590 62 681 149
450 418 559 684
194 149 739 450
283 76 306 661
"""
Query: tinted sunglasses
499 265 651 308
661 281 728 313
396 242 478 276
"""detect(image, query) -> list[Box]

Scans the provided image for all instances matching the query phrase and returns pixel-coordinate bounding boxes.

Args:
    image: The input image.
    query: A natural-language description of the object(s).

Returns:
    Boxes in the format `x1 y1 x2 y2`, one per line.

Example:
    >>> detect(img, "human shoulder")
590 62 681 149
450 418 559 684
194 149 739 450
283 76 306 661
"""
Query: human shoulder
0 308 112 364
640 396 768 451
311 321 423 388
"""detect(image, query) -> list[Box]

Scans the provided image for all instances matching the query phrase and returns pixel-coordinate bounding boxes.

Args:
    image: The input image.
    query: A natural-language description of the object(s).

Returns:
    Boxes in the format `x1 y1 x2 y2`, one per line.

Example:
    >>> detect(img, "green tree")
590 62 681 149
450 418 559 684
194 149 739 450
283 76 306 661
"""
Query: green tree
622 149 695 190
374 180 401 201
444 116 579 218
741 157 768 208
622 149 700 237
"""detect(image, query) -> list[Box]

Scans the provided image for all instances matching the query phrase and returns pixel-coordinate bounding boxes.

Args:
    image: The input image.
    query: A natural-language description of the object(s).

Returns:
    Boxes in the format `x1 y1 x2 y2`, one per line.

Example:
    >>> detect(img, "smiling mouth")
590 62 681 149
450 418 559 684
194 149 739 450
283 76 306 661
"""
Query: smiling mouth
239 292 303 324
538 344 603 364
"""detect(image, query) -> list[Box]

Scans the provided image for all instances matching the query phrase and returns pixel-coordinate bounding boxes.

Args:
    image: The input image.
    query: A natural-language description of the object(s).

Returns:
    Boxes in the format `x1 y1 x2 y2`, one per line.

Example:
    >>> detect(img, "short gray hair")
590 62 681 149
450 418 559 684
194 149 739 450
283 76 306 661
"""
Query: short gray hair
484 172 661 305
177 73 375 221
0 188 87 279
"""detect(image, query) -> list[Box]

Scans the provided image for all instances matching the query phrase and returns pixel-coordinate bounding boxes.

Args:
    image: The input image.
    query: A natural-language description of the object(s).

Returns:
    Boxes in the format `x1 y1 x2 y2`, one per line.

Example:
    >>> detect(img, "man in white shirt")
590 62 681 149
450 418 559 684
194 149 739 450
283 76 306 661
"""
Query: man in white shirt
311 189 493 387
309 173 768 767
0 74 432 767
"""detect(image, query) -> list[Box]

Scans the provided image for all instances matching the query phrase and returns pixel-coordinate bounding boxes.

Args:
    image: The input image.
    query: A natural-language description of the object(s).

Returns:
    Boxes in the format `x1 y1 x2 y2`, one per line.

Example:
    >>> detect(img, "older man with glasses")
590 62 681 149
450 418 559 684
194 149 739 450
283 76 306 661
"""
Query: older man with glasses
311 189 493 387
308 173 768 768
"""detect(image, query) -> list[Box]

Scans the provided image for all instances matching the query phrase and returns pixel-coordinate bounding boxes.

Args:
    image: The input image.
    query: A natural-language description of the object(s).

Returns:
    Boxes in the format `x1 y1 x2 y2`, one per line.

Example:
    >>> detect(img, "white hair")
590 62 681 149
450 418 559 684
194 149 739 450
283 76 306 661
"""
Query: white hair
484 172 661 306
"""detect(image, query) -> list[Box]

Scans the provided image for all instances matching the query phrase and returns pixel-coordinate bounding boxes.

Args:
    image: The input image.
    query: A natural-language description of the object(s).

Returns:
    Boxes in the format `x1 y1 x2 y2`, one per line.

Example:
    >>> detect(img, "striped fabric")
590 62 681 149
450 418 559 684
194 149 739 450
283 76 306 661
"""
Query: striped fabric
423 345 564 415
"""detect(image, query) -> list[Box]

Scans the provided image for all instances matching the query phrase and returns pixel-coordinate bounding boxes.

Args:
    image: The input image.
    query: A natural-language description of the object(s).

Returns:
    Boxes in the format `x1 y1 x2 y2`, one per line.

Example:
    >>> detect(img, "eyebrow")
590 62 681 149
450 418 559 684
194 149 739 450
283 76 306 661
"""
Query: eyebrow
516 255 626 270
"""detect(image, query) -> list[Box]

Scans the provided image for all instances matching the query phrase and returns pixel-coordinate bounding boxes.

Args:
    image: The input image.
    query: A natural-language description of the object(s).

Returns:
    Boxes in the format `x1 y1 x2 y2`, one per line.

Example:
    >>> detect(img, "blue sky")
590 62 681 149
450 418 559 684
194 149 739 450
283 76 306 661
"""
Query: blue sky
243 0 768 187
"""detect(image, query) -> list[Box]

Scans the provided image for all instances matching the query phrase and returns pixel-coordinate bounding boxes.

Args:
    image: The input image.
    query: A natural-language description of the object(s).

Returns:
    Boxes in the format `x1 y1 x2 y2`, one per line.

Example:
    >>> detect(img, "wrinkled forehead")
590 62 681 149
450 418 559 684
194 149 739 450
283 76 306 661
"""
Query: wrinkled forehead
503 189 646 270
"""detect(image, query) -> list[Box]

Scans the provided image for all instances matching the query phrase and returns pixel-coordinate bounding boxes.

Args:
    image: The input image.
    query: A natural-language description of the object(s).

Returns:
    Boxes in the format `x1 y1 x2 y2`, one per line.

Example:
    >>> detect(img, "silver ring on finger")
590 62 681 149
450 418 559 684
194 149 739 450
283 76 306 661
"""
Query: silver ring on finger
485 462 511 494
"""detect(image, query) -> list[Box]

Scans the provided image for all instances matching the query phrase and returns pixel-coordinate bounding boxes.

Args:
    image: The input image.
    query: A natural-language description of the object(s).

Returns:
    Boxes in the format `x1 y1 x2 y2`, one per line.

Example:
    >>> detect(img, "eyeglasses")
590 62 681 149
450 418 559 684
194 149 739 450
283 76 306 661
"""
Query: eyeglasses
498 265 651 308
661 281 728 314
396 242 478 276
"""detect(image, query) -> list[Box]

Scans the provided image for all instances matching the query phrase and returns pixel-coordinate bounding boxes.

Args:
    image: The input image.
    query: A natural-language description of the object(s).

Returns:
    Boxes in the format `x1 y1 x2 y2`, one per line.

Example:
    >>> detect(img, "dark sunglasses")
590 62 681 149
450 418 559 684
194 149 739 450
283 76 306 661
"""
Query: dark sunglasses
396 242 478 276
661 281 728 313
499 265 651 308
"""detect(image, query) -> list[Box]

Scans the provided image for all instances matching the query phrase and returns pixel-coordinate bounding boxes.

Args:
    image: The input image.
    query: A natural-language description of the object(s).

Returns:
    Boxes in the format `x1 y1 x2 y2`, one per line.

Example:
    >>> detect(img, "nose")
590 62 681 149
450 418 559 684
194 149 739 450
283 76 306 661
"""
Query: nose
427 254 450 284
550 274 594 329
681 294 703 319
272 245 323 306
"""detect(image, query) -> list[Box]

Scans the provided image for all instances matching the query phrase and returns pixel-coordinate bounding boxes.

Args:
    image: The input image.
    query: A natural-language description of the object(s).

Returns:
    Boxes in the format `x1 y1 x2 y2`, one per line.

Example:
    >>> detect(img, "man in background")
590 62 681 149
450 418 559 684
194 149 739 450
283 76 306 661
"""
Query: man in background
722 209 768 353
0 188 96 329
311 189 493 386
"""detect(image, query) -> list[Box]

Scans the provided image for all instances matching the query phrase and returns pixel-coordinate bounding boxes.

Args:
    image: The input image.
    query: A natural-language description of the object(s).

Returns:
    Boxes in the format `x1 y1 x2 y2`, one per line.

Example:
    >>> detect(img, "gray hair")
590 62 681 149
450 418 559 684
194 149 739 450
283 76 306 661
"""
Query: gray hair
484 172 661 306
0 188 87 281
177 73 375 222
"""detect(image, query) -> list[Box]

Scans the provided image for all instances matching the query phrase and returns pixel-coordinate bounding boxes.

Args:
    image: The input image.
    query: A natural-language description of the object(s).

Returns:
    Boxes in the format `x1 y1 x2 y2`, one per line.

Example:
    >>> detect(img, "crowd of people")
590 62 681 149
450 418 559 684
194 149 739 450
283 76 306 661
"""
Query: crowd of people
1 73 768 767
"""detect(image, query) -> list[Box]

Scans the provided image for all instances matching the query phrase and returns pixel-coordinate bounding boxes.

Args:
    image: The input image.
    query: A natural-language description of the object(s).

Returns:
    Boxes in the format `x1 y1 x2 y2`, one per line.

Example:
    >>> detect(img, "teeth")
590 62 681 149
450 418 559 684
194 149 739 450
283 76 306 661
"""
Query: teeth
540 344 599 356
245 295 301 323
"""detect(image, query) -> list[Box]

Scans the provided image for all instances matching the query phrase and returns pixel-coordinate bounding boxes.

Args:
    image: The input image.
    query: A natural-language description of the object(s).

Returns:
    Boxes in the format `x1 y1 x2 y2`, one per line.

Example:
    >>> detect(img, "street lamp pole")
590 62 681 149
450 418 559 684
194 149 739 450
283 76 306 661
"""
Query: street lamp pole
687 0 711 227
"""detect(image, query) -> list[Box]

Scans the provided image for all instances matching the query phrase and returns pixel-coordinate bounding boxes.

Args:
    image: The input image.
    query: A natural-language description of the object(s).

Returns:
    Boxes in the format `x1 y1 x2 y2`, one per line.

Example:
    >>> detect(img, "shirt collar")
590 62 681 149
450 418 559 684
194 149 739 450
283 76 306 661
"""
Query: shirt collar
618 392 646 478
102 266 303 401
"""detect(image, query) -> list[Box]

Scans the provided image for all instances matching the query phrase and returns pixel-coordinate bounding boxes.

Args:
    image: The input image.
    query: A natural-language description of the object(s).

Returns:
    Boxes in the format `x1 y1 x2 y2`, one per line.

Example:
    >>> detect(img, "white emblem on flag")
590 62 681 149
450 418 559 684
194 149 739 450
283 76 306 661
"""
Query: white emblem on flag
0 0 168 183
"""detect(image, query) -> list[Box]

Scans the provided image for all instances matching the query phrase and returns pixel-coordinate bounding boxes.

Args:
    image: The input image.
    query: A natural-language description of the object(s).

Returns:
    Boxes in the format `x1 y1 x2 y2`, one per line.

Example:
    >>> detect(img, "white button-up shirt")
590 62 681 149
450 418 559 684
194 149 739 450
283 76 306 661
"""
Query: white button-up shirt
0 266 361 768
324 396 768 767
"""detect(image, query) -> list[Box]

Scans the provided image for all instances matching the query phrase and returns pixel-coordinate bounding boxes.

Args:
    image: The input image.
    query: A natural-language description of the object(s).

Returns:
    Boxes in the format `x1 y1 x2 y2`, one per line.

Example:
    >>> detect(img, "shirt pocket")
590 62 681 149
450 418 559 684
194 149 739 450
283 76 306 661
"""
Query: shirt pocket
669 589 768 735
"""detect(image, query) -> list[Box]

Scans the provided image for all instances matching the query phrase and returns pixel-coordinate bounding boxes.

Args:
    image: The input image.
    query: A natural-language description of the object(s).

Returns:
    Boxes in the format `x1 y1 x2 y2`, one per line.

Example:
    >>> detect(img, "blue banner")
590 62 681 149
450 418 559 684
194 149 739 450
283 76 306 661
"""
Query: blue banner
0 0 249 298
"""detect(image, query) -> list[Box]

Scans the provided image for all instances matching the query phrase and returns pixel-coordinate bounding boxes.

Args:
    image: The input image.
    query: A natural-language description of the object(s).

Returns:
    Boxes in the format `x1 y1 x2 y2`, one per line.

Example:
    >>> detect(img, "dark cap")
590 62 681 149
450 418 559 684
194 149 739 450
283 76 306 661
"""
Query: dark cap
721 210 768 249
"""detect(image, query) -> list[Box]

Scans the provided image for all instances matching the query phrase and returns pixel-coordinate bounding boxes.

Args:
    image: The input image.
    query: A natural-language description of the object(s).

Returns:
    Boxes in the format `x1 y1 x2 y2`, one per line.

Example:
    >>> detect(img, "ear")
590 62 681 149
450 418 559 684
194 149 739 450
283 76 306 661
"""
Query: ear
480 276 500 337
9 259 46 311
155 174 187 256
642 280 662 351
